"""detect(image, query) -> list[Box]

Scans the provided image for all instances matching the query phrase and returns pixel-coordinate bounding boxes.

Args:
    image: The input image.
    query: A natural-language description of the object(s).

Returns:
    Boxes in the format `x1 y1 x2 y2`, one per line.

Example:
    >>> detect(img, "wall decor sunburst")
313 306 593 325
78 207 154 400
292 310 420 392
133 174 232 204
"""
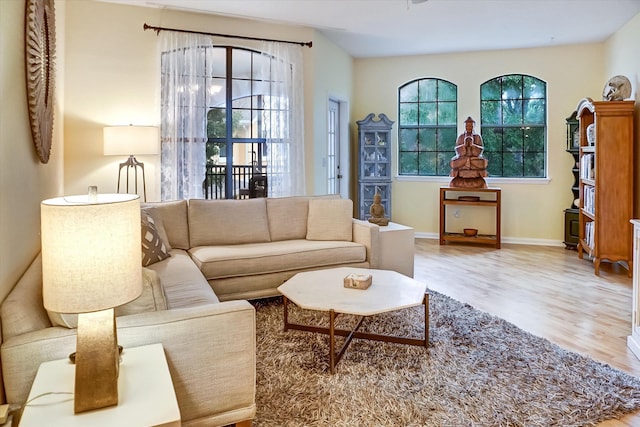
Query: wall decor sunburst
25 0 56 164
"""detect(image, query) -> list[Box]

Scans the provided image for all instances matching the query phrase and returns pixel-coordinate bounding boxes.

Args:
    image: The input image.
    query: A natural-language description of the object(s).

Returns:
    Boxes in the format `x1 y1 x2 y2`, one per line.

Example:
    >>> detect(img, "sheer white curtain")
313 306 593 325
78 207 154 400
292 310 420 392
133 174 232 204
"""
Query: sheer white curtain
159 32 305 200
260 41 305 197
159 32 209 200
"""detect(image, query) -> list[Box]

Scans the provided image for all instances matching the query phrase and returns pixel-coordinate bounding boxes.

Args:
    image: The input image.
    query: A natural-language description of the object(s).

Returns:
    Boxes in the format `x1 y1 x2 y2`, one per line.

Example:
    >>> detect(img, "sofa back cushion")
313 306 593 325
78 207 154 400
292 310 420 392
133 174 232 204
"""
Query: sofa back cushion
141 200 190 250
189 198 271 246
306 198 353 241
266 197 310 241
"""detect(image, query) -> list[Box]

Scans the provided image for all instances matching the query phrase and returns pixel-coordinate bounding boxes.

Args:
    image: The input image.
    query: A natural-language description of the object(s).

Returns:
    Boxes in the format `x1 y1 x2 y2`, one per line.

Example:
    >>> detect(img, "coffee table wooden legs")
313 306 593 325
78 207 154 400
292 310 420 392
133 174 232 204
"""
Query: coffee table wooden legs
283 293 430 374
329 310 335 373
424 293 429 349
329 310 367 373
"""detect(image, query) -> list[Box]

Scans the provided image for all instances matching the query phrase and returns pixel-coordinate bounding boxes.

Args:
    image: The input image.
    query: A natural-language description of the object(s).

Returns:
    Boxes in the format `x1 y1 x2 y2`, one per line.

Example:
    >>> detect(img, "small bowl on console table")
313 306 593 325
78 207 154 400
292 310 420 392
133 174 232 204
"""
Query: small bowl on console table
458 196 480 202
463 228 478 237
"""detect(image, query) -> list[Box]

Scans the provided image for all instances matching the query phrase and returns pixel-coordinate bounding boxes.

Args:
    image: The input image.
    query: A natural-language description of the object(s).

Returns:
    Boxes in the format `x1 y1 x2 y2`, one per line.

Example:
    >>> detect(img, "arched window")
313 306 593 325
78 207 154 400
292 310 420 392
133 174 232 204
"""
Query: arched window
480 74 547 177
398 78 457 176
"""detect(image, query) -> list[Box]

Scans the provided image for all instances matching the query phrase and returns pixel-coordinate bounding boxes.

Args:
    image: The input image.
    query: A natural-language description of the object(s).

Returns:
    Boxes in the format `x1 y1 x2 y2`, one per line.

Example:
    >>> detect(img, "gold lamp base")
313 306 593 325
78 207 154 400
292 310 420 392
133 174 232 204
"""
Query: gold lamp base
74 308 120 414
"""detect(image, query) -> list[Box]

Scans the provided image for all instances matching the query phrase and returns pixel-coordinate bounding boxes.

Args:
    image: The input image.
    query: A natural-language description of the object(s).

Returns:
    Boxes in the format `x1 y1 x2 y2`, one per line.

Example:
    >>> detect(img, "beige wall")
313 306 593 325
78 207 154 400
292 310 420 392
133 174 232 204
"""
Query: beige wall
307 31 354 195
604 13 640 214
64 1 161 199
353 43 605 243
0 0 65 303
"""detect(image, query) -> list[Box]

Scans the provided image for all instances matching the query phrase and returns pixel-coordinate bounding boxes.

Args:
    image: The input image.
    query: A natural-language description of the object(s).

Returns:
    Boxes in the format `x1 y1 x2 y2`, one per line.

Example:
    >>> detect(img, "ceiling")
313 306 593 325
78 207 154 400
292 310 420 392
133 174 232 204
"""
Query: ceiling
101 0 640 58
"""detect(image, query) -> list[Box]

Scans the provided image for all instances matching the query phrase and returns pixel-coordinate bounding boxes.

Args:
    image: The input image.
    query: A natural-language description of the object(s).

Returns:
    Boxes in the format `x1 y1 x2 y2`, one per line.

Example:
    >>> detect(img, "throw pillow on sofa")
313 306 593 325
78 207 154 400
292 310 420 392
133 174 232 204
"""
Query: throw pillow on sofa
306 198 353 241
141 207 172 251
141 212 170 267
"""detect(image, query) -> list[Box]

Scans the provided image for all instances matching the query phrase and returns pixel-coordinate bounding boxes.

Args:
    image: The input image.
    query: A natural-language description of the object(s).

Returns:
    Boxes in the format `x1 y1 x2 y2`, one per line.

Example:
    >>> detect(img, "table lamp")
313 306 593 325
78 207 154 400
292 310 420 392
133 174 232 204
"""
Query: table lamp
103 125 159 202
40 189 142 413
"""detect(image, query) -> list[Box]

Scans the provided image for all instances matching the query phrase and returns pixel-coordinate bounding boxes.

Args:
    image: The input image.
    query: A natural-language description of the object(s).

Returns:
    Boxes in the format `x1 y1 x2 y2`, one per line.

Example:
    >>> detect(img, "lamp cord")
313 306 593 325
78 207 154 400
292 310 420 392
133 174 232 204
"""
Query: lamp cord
24 391 74 407
8 392 73 426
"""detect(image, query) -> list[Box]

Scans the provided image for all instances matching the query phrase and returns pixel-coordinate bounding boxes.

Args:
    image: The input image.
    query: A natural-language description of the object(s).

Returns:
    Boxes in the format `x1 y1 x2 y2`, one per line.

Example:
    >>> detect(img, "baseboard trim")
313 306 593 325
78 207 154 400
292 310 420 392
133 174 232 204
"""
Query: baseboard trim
414 232 564 247
628 335 640 361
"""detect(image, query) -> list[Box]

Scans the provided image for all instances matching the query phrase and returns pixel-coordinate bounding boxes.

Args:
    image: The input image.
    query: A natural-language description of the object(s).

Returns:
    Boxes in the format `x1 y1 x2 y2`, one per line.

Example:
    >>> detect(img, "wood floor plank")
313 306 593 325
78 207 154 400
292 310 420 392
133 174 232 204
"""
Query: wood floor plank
413 239 640 425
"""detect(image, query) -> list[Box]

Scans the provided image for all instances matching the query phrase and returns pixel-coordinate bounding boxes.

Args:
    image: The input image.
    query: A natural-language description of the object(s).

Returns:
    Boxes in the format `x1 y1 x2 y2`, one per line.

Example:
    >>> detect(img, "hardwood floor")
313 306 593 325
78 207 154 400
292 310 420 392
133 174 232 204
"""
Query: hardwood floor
413 238 640 426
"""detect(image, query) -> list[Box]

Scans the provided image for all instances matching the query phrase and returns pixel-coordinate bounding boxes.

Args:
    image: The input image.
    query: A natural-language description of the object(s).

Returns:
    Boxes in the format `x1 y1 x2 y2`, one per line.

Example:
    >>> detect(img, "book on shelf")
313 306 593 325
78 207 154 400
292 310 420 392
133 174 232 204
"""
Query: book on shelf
584 221 595 249
583 185 595 215
580 154 595 180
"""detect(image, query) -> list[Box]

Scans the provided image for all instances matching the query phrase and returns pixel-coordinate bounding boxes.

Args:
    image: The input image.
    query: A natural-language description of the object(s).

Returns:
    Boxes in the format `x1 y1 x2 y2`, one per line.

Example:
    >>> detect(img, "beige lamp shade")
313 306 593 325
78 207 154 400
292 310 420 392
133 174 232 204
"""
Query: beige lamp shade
41 193 143 314
103 125 159 156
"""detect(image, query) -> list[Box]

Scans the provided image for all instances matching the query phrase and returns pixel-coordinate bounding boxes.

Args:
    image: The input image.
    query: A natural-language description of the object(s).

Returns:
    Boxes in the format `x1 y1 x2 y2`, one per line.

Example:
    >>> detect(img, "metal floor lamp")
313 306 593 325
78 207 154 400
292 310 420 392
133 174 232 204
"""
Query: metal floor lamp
103 125 159 202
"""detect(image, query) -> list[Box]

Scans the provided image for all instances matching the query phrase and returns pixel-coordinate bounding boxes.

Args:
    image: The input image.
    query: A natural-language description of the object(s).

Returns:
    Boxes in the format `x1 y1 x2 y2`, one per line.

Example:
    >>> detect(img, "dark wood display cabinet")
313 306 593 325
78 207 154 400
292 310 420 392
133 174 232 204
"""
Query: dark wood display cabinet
564 110 580 249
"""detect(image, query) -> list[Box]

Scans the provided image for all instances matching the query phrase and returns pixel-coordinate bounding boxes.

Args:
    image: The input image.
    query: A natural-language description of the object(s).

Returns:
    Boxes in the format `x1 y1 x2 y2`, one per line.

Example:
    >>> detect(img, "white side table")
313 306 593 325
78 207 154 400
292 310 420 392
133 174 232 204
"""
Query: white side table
378 222 415 277
628 220 640 359
19 343 180 427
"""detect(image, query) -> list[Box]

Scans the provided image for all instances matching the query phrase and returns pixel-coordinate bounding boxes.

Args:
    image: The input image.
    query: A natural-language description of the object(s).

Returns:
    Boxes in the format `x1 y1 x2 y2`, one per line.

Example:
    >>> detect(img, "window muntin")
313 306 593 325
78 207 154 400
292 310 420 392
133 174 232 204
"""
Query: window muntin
480 74 547 177
398 78 457 176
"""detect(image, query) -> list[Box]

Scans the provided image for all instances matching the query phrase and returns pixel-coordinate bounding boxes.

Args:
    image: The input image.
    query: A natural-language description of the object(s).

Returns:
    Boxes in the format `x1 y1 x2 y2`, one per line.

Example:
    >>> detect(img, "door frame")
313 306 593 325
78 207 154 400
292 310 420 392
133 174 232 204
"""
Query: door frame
327 96 350 199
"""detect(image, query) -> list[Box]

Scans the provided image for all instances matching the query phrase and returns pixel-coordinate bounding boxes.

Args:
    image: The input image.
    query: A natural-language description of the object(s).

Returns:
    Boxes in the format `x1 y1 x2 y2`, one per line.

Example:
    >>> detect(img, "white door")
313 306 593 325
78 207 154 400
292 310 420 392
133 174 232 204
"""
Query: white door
327 99 341 194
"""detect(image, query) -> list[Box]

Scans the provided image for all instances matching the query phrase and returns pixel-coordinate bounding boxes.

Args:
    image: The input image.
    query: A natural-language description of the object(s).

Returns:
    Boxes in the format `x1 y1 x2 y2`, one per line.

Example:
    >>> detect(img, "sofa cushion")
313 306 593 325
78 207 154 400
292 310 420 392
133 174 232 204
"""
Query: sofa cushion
47 268 168 328
141 212 171 266
141 200 190 250
190 240 366 280
145 249 219 309
306 198 353 241
189 198 271 246
266 197 309 241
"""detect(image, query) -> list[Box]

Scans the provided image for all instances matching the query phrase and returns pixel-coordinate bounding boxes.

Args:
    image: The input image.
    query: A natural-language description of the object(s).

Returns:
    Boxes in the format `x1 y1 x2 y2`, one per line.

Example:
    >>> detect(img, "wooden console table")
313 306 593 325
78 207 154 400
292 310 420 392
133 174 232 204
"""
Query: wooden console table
439 187 501 249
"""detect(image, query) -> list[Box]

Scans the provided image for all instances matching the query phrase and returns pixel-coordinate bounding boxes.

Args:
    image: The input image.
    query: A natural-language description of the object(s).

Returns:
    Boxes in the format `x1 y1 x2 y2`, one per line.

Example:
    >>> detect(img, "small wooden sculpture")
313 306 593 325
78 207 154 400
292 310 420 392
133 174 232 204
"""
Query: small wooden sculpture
368 193 389 226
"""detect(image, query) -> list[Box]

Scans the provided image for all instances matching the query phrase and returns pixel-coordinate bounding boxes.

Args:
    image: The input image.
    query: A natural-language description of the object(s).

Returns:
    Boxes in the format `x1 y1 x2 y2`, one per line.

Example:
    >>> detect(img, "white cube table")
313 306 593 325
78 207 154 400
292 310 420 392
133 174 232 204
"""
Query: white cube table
19 344 180 427
378 222 415 277
278 267 428 374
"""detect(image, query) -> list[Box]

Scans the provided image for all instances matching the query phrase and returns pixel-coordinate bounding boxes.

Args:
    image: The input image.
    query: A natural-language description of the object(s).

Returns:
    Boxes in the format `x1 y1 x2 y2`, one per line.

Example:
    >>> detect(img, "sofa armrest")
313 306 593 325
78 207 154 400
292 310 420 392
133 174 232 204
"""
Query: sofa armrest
1 301 256 426
118 301 256 426
352 219 380 268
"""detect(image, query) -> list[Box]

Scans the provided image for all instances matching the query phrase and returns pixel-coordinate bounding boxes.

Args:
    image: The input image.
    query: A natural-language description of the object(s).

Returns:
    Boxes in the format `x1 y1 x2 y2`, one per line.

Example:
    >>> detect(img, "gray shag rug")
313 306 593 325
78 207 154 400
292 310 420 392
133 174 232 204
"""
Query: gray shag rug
252 291 640 426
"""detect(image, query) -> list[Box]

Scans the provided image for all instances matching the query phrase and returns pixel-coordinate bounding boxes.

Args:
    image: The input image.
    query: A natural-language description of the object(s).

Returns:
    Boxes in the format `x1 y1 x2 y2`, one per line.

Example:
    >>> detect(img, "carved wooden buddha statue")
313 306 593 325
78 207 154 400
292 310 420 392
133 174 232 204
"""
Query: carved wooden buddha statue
449 116 488 188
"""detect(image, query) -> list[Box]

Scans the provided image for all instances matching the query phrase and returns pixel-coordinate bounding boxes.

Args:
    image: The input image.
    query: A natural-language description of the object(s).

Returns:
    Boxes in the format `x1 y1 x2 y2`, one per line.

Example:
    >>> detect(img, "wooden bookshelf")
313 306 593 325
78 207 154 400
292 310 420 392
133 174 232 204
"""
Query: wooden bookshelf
576 98 635 276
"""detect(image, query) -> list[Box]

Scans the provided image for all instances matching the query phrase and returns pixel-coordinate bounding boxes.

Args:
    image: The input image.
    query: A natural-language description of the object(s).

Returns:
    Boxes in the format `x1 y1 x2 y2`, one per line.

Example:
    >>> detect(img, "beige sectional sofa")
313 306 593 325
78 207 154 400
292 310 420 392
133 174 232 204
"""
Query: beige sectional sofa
0 195 379 426
143 195 380 301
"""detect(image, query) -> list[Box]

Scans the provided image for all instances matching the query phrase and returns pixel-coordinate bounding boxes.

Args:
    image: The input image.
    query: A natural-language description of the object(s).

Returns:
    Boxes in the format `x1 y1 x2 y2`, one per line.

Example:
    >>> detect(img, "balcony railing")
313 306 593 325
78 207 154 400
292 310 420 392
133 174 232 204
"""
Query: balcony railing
203 164 267 199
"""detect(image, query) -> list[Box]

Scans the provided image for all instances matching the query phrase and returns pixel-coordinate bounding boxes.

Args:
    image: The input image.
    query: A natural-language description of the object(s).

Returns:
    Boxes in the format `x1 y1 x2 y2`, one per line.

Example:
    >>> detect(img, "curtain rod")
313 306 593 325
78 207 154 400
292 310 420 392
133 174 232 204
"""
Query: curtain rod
143 23 312 48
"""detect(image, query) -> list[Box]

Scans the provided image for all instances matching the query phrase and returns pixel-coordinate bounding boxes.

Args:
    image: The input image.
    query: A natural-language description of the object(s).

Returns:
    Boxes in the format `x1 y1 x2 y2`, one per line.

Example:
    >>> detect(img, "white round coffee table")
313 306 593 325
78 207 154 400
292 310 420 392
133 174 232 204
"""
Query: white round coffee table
277 267 429 373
